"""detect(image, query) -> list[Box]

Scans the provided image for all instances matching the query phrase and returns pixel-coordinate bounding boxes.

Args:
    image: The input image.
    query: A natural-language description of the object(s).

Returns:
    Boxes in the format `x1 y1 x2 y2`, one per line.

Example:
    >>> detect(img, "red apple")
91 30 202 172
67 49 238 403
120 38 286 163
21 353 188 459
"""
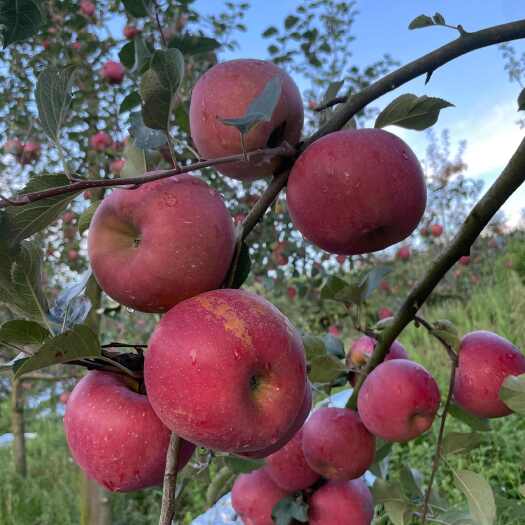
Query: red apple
357 359 440 442
123 25 140 39
396 246 411 261
232 468 290 525
83 190 93 200
88 175 235 313
90 132 113 151
347 335 407 368
67 249 79 262
265 428 320 491
420 226 429 237
287 129 426 255
64 371 195 492
4 138 23 156
302 408 375 481
59 391 70 404
71 41 81 51
459 255 471 266
287 286 297 300
19 142 40 164
430 223 443 237
63 211 75 224
454 331 525 418
101 61 125 85
189 59 304 180
379 280 391 293
336 255 346 264
80 0 95 17
110 159 126 175
378 307 394 320
144 289 307 453
309 479 373 525
328 325 341 337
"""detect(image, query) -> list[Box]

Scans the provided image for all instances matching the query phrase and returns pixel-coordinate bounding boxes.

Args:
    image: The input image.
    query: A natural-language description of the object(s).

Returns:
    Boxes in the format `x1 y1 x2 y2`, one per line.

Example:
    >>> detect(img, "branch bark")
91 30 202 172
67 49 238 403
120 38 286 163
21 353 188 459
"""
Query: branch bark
159 433 182 525
347 134 525 409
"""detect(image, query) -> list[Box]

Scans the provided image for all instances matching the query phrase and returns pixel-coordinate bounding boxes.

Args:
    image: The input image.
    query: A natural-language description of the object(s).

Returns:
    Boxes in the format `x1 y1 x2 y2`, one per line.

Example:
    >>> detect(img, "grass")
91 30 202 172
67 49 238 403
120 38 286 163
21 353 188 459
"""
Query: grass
1 247 525 524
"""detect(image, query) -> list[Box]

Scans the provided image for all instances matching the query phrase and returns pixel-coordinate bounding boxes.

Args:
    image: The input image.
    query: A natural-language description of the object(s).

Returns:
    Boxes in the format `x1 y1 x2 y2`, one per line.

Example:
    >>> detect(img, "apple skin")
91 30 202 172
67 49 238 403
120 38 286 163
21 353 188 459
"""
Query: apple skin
102 61 125 85
357 359 440 442
430 223 443 237
239 382 312 459
87 175 235 313
308 478 373 525
20 142 41 164
144 289 307 453
348 335 407 367
302 408 375 481
396 246 411 261
454 331 525 418
110 159 126 174
232 468 290 525
80 0 95 17
59 391 70 404
459 255 471 266
64 371 195 492
265 426 320 491
124 25 140 39
4 138 23 156
90 132 113 151
189 59 304 181
287 129 426 255
377 307 394 320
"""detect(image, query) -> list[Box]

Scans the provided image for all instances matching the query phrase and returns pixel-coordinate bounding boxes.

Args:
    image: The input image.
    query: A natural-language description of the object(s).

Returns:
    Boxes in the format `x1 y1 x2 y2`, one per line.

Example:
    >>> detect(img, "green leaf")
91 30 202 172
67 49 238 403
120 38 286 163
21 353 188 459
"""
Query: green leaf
303 334 347 384
133 35 152 74
220 76 282 135
408 14 435 30
385 501 412 525
272 494 309 525
400 466 423 500
518 88 525 112
120 91 141 114
375 94 454 130
373 479 412 523
119 41 135 69
168 33 221 55
433 12 446 25
129 111 167 150
441 432 483 456
284 15 299 29
0 320 50 347
322 334 345 359
262 26 278 38
150 48 185 96
454 470 496 525
78 201 101 235
223 455 264 474
230 242 252 289
436 508 476 525
0 240 49 323
0 0 43 48
35 66 77 144
448 402 491 431
320 275 362 305
359 266 392 300
500 374 525 415
121 141 146 178
1 174 81 247
14 325 100 378
121 0 151 17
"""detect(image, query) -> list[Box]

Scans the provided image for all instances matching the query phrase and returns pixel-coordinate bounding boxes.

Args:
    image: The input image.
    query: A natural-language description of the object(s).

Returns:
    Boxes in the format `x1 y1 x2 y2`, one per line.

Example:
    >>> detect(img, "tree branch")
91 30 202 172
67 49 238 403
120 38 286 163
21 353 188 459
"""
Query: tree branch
159 433 181 525
347 134 525 409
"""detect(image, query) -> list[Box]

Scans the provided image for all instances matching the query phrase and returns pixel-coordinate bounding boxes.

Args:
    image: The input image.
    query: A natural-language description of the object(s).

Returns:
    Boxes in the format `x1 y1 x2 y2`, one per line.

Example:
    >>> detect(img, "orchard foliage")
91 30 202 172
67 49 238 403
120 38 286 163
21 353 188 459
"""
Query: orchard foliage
0 1 525 525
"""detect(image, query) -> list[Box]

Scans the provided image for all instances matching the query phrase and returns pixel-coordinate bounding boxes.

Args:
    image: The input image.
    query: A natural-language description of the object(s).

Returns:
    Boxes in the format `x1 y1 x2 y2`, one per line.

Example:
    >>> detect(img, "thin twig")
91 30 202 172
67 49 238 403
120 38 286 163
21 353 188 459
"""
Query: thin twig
159 433 182 525
101 342 147 350
152 0 167 47
413 315 457 360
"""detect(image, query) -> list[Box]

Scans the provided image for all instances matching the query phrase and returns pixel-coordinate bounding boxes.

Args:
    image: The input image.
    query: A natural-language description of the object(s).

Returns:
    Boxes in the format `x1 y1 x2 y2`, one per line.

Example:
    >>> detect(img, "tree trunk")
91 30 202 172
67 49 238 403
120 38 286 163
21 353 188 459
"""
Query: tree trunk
79 278 112 525
11 378 27 477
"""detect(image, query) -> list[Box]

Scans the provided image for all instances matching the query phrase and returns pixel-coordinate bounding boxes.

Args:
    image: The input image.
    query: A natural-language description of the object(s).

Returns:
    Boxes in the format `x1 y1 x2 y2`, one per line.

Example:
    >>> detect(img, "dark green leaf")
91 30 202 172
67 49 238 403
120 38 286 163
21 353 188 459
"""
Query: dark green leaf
1 174 81 247
375 94 454 130
303 334 347 384
322 334 345 359
14 325 100 378
133 35 152 74
517 88 525 112
120 91 141 114
230 243 251 289
150 48 185 96
500 374 525 415
78 201 101 234
0 0 43 48
320 275 362 305
129 111 167 149
121 0 151 17
223 455 263 474
408 14 435 30
454 470 496 525
448 403 491 431
284 15 299 29
262 26 278 38
168 33 221 55
433 12 446 25
35 66 77 144
400 466 423 500
119 41 135 69
0 320 50 347
272 494 309 525
359 266 392 300
174 103 190 133
373 478 412 524
441 432 483 456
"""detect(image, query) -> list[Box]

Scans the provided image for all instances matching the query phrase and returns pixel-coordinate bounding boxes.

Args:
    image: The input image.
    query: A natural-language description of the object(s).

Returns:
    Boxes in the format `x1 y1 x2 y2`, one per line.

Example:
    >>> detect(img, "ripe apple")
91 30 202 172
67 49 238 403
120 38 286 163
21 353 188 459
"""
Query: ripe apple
63 211 75 224
336 255 346 264
88 175 235 313
396 246 411 261
378 307 394 320
430 223 444 237
347 335 407 368
101 61 125 85
64 371 195 492
90 132 113 151
67 249 79 262
379 280 391 293
459 255 471 266
110 159 126 174
265 428 320 491
59 391 70 404
232 468 290 525
124 25 140 39
144 289 307 453
20 142 41 164
189 59 304 180
302 408 375 480
328 325 342 337
287 129 426 255
308 479 373 525
357 359 440 442
287 286 297 300
420 226 429 237
80 0 95 17
454 331 525 418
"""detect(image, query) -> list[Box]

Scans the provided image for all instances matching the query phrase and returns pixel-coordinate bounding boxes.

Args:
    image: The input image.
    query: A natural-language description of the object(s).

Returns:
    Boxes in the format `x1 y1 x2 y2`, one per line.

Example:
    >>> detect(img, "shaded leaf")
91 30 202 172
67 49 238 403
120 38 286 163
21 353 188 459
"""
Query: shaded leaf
454 470 496 525
168 33 221 55
436 508 476 525
322 334 345 359
129 111 167 149
150 48 185 96
448 402 491 431
433 12 446 25
375 93 454 130
0 0 43 48
119 41 135 69
223 455 263 474
120 91 141 114
121 141 146 178
262 26 278 38
133 35 152 74
303 334 347 384
0 320 50 347
230 242 251 289
500 374 525 415
78 201 101 234
359 266 392 300
518 88 525 112
408 14 435 30
373 478 413 523
284 15 299 30
36 66 77 144
320 275 362 305
121 0 151 17
272 494 308 525
14 325 100 378
400 466 423 500
441 432 483 456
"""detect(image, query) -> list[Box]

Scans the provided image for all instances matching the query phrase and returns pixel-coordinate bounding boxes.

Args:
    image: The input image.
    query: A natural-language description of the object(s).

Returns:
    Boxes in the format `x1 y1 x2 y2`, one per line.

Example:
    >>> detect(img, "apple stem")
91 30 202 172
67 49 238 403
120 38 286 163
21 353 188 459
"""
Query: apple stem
159 433 181 525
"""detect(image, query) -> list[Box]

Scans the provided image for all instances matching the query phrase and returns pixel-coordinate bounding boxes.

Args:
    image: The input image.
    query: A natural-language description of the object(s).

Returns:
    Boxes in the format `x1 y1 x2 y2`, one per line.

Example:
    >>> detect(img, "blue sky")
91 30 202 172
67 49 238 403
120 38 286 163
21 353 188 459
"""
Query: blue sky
194 0 525 226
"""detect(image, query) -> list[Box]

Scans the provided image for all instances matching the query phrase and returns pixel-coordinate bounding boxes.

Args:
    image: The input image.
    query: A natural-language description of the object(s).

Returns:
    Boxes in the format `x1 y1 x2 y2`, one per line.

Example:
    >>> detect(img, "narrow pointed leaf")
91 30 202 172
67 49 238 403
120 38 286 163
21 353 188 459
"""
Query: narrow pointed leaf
454 470 496 525
500 374 525 415
78 201 101 234
408 14 435 30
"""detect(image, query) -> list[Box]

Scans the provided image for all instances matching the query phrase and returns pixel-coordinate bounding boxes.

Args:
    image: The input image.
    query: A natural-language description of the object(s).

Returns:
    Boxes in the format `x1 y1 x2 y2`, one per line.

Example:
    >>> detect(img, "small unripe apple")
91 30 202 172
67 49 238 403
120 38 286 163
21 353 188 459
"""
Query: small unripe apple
358 359 440 442
430 223 443 237
83 190 93 200
302 408 375 480
90 132 113 151
110 159 126 174
308 99 317 110
287 129 426 255
101 61 125 85
42 39 50 50
308 479 373 525
454 331 525 418
123 25 140 39
80 0 95 17
396 246 411 261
